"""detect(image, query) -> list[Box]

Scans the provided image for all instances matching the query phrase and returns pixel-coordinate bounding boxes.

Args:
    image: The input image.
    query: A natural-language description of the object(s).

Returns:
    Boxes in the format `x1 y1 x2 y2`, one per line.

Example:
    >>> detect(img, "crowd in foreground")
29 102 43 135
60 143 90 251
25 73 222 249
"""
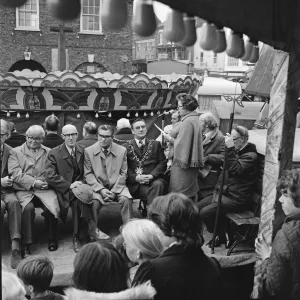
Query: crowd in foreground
1 93 300 300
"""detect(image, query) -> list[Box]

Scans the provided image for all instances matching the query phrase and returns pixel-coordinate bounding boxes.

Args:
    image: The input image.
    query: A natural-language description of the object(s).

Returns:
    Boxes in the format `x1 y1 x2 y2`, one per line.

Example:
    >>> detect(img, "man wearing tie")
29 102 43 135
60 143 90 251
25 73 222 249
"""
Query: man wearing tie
124 118 167 208
45 124 107 253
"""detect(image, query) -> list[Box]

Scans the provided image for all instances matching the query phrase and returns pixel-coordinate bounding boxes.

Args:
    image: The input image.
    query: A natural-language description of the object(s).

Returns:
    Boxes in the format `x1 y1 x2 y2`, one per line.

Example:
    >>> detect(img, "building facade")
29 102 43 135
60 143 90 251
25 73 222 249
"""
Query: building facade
0 0 133 75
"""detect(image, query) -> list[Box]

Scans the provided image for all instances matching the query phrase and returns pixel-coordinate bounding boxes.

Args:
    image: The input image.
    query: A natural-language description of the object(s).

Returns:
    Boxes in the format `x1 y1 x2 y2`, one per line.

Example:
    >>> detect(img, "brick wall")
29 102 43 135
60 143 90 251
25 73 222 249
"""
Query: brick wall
0 0 133 74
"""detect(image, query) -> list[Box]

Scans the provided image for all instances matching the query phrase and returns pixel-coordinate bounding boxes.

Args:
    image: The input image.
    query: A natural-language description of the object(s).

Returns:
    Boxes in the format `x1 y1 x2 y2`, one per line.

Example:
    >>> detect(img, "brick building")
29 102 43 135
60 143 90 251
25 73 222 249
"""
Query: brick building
0 0 133 75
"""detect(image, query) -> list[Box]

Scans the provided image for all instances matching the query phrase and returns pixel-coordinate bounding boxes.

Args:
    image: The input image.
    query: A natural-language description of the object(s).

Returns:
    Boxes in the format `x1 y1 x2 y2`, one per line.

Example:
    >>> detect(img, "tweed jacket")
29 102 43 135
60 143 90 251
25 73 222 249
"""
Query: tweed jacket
84 141 131 198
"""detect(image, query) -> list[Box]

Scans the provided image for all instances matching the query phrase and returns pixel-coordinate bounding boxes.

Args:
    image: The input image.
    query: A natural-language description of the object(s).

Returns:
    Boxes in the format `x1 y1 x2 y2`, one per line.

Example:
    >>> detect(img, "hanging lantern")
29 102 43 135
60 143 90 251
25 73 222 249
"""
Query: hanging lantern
6 111 10 117
101 0 127 30
163 10 185 42
133 0 157 36
199 22 218 51
135 112 139 117
108 112 112 118
150 111 154 116
0 0 27 8
17 112 20 118
46 0 81 21
95 112 99 118
180 14 197 47
126 112 130 117
241 38 254 61
143 112 147 117
226 31 245 58
77 113 80 118
213 27 227 53
249 41 259 63
26 112 29 118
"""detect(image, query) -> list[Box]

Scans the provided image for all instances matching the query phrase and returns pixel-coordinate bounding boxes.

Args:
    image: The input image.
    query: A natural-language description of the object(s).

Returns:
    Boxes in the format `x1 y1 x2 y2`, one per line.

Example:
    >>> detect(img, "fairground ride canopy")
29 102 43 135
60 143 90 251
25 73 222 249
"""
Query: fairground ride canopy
0 70 203 113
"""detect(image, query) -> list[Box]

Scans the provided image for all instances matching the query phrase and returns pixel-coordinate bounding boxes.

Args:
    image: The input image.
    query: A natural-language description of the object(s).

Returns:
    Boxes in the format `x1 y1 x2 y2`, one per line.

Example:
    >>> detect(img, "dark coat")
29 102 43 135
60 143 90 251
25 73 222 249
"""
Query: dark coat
113 128 134 145
76 134 98 149
45 143 85 222
124 138 167 194
5 132 26 148
132 244 222 300
224 142 258 204
1 144 14 197
262 213 300 300
42 133 64 149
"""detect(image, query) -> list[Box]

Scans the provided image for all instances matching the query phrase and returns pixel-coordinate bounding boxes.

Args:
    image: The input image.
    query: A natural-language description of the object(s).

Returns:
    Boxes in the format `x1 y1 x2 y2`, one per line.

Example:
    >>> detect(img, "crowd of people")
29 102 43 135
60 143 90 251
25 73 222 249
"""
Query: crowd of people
1 92 300 300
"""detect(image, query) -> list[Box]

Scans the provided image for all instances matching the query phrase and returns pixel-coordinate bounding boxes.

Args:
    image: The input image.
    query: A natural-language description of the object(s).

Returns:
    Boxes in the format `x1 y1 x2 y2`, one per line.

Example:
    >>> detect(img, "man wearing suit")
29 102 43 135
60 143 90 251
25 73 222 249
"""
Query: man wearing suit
84 124 133 224
5 122 26 148
42 115 64 149
124 118 167 207
8 125 60 256
76 121 98 149
45 124 108 253
0 119 22 269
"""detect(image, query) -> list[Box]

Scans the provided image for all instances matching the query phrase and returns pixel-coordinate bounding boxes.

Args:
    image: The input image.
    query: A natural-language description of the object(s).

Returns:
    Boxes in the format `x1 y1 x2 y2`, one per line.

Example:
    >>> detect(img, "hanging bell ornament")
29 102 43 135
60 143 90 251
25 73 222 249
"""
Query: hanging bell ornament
144 112 147 117
150 111 154 116
157 111 160 115
199 22 218 51
77 113 80 118
95 112 99 118
241 38 254 61
7 111 10 117
163 10 185 43
135 112 139 117
17 112 20 118
249 41 259 63
108 112 112 118
213 27 227 53
180 14 197 47
46 0 81 21
26 112 29 118
133 0 157 37
0 0 27 7
101 0 127 30
226 31 245 58
126 112 130 117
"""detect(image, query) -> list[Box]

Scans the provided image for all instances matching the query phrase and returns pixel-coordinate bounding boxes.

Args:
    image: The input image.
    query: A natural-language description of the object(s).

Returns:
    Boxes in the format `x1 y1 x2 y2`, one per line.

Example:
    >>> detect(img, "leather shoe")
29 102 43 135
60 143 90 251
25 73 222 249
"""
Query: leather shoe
11 249 22 269
21 245 31 259
206 236 222 248
73 236 82 253
48 240 58 252
88 220 110 241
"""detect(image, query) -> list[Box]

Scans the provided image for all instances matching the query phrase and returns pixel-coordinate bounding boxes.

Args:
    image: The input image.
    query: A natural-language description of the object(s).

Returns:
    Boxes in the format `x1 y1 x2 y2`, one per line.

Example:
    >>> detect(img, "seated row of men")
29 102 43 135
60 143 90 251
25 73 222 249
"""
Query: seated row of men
0 117 167 269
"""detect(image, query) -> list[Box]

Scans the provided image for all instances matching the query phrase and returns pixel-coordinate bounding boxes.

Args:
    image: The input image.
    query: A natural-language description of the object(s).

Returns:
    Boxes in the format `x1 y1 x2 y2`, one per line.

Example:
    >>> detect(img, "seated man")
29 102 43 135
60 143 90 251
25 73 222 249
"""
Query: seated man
42 114 64 149
198 125 258 247
8 125 60 256
124 118 167 207
1 119 22 269
85 125 133 224
76 121 98 149
45 124 106 253
113 118 134 145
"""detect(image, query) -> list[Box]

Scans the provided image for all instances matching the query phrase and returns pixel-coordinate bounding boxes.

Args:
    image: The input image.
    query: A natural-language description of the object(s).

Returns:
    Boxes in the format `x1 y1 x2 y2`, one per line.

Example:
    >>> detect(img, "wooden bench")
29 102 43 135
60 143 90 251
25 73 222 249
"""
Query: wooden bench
225 192 261 256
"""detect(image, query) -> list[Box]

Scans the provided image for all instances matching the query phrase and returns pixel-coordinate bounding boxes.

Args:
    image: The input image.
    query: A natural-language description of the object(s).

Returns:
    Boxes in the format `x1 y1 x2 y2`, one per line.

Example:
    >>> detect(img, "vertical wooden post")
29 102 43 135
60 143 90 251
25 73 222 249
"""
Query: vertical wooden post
252 47 300 297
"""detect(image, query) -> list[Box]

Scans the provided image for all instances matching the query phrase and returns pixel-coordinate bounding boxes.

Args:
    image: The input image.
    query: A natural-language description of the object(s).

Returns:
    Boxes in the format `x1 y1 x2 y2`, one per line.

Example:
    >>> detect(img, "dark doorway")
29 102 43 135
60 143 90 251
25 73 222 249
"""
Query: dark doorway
8 59 47 73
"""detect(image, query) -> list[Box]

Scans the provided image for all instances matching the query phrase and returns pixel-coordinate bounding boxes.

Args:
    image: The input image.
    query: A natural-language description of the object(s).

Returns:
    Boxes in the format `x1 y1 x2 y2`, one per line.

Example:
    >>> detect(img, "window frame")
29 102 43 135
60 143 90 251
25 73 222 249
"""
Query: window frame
15 0 40 31
80 0 103 35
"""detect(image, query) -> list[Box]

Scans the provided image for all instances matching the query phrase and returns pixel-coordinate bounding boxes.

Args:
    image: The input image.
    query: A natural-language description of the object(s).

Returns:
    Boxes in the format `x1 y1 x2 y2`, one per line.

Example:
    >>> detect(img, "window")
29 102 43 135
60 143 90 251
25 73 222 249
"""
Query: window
200 52 204 63
213 53 218 64
227 56 239 67
158 30 163 45
16 0 39 31
80 0 102 34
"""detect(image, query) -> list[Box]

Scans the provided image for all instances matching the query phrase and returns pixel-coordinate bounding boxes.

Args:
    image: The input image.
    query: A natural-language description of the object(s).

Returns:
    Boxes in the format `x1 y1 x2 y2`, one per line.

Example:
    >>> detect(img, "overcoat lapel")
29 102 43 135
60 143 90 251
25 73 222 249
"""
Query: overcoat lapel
1 145 10 176
61 144 73 167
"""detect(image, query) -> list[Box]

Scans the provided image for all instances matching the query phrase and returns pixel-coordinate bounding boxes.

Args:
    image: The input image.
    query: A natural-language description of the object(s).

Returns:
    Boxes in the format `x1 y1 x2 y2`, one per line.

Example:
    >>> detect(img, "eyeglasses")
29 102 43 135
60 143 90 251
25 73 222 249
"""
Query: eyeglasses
63 133 78 139
27 136 43 141
98 134 112 140
0 133 7 138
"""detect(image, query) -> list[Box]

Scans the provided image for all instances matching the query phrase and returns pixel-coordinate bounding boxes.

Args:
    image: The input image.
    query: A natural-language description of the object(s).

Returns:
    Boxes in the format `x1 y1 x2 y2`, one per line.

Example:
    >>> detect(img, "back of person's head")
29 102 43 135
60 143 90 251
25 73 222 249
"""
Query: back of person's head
148 193 204 252
44 115 60 132
117 118 131 130
7 121 16 133
122 219 164 260
277 168 300 208
2 270 26 300
73 241 128 293
199 113 219 130
83 121 97 135
176 93 198 111
16 256 53 294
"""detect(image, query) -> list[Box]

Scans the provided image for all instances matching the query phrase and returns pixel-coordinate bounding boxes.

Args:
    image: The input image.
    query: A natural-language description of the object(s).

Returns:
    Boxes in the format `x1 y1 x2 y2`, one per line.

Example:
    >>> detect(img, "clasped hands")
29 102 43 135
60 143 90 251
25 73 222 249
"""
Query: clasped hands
136 174 154 185
100 189 116 203
34 179 48 190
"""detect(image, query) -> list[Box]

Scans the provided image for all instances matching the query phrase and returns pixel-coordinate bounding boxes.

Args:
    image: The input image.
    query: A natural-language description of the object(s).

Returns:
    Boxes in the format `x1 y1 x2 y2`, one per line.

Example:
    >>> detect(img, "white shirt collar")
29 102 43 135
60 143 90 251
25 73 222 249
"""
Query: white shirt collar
135 138 146 147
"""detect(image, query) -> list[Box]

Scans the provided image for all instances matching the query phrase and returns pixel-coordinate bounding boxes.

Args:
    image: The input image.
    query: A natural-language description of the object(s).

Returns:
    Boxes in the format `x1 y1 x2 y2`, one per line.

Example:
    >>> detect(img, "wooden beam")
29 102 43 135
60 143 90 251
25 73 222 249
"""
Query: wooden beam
252 46 300 297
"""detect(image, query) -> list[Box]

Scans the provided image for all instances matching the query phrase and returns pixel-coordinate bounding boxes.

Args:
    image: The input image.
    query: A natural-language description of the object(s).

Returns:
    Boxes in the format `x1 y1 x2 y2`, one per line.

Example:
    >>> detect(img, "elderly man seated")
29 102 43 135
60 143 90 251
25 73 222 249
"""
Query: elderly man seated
198 125 258 247
8 125 60 257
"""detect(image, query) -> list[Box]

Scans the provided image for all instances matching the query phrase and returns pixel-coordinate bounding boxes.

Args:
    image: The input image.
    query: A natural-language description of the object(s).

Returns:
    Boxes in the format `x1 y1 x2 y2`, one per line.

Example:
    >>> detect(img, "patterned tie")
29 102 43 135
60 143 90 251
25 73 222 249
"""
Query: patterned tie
103 148 108 156
71 148 76 159
139 140 145 155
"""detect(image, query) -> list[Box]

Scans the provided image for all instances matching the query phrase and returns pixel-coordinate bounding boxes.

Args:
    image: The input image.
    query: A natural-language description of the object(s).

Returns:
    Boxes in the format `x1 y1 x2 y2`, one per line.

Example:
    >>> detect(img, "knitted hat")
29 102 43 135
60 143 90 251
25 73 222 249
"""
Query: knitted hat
72 183 95 205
